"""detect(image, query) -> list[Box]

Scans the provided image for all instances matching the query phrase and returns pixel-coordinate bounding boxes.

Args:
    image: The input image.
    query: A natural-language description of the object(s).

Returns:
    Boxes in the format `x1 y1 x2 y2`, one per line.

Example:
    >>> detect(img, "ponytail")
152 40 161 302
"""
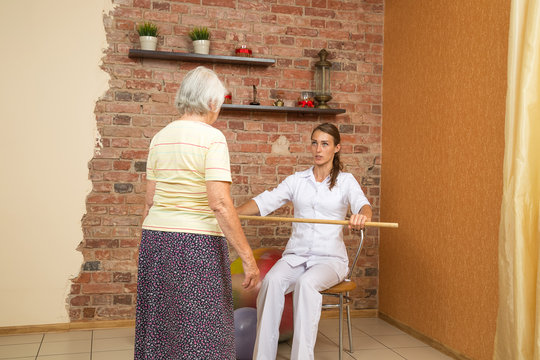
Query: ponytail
329 150 343 190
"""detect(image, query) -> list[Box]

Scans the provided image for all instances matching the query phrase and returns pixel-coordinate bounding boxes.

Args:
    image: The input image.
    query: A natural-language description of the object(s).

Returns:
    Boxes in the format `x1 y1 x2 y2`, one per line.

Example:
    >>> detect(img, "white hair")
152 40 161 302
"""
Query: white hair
174 66 227 117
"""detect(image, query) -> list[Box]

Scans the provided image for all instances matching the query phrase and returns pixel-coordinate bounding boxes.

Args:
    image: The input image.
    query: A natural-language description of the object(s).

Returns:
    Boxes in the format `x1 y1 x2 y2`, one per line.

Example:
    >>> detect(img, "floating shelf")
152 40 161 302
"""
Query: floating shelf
221 104 345 115
128 49 275 66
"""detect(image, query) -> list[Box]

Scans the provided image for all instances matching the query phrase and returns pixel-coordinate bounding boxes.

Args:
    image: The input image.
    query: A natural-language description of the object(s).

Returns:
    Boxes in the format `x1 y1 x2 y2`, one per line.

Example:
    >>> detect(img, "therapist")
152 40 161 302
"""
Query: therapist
236 123 372 360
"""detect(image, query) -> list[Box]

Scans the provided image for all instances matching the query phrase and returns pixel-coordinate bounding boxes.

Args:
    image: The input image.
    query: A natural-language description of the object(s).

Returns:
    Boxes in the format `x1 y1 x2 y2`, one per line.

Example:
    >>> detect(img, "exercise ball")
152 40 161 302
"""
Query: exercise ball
234 307 257 360
231 248 294 342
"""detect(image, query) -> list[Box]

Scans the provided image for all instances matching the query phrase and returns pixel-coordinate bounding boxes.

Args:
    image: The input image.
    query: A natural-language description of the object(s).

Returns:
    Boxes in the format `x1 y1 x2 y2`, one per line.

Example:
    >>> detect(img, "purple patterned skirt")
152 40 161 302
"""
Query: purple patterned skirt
135 230 234 359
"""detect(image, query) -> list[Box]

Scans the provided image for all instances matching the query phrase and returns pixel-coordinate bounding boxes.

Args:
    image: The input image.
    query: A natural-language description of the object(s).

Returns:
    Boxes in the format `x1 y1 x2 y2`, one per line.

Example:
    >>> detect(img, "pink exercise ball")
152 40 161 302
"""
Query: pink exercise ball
231 248 294 342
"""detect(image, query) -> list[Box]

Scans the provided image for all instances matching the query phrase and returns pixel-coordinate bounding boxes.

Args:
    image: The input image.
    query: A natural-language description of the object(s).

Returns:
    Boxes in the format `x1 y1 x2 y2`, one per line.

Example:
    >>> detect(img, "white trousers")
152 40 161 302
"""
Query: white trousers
252 259 347 360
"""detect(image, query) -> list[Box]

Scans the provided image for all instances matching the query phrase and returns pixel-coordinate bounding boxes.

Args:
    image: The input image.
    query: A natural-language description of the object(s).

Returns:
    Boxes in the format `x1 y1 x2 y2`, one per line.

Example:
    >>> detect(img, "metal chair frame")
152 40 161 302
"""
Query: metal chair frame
320 229 365 360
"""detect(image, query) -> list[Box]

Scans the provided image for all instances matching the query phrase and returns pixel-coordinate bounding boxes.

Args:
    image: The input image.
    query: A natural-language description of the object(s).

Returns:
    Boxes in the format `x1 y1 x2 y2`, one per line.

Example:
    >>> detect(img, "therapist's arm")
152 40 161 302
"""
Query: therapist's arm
236 199 261 216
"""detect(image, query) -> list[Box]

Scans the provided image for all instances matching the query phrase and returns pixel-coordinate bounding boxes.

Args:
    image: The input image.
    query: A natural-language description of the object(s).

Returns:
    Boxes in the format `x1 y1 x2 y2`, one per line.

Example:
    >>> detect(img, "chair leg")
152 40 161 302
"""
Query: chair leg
346 292 353 352
338 293 343 360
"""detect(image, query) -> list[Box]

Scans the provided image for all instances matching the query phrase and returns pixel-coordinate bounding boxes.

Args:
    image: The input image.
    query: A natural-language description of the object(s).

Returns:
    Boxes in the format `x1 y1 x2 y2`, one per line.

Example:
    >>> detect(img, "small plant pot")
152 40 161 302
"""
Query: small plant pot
193 40 210 54
140 36 158 51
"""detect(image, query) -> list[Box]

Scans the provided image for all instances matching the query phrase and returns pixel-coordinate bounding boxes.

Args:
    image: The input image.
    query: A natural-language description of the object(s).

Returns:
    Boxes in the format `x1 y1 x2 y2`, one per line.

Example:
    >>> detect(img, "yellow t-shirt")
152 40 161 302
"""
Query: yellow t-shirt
142 120 232 236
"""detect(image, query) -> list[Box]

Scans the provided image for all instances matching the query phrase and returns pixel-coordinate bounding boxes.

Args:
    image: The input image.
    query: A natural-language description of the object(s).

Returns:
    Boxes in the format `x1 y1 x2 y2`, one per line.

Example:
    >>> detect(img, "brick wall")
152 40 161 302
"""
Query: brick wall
68 0 383 321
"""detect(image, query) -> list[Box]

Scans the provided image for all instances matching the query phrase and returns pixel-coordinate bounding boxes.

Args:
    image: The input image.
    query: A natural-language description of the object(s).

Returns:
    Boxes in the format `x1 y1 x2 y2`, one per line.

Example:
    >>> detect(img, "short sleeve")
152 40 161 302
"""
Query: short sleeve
345 173 370 214
253 174 295 216
205 134 232 182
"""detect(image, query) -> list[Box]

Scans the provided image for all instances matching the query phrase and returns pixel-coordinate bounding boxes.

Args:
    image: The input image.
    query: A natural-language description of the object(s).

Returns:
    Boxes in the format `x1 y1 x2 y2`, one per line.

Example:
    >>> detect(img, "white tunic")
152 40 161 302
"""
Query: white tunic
253 167 370 270
252 167 371 360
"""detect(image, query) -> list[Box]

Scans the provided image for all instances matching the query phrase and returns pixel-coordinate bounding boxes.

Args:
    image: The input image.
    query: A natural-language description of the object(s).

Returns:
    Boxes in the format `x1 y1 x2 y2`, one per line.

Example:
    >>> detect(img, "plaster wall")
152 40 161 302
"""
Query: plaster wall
0 0 112 326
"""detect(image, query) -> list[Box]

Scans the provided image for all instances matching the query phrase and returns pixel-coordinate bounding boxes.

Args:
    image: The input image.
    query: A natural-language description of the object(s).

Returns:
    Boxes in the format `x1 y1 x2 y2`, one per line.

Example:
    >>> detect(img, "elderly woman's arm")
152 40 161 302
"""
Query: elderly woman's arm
207 181 260 290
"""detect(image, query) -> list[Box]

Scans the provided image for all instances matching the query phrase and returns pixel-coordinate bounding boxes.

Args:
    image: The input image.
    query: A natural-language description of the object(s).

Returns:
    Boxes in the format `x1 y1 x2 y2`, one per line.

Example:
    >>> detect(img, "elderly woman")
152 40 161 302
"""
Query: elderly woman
135 66 260 359
237 123 372 360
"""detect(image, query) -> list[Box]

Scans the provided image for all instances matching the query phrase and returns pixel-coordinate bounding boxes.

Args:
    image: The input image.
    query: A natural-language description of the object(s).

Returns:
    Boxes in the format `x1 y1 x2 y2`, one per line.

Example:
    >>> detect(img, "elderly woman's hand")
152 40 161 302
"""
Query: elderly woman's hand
241 260 261 291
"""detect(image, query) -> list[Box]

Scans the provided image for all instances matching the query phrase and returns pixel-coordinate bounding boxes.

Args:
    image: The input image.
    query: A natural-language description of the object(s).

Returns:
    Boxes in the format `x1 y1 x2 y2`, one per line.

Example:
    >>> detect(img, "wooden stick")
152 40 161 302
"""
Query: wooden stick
238 215 398 228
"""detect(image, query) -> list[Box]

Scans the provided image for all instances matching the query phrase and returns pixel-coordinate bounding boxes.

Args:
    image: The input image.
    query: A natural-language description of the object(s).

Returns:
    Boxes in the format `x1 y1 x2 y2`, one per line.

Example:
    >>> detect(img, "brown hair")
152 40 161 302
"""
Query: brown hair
311 123 343 190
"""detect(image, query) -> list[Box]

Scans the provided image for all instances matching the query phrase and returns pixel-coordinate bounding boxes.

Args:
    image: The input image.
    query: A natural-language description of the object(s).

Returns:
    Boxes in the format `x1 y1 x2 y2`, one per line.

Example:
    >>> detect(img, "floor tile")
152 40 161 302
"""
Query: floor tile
37 353 90 360
318 319 368 339
351 318 405 336
349 348 406 360
43 331 92 343
38 339 91 356
373 334 429 348
313 334 339 352
92 348 134 360
0 342 41 359
92 336 134 352
276 342 291 360
315 350 356 360
93 328 135 339
393 346 454 360
0 334 43 346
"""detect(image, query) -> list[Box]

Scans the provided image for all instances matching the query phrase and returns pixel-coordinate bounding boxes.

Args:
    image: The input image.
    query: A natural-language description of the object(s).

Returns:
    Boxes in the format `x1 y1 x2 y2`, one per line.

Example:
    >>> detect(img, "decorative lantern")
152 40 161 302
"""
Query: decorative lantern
314 49 332 109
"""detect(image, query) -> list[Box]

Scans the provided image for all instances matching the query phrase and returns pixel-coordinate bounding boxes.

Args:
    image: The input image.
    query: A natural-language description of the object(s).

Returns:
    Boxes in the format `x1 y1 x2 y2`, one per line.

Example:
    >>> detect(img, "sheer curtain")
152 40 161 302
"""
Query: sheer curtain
494 0 540 359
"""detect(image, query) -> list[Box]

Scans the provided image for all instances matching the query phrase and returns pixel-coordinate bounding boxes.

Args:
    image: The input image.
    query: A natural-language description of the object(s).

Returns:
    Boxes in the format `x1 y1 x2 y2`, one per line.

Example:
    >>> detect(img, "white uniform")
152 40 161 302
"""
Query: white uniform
252 168 370 360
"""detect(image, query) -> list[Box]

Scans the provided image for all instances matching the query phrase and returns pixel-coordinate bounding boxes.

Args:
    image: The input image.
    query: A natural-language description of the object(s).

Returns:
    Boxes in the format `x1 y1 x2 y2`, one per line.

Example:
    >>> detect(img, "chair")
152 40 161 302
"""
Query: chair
320 229 365 360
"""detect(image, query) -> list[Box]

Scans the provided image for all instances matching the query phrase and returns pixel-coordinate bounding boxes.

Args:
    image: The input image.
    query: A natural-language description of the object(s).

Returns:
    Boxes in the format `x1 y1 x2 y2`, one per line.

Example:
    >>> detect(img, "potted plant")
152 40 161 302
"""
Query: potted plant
137 22 159 51
188 27 210 54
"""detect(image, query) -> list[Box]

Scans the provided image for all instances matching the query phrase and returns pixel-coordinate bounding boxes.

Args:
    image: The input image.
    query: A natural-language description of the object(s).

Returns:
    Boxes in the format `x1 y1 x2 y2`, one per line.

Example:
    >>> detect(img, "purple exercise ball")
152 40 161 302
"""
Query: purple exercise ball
234 307 257 360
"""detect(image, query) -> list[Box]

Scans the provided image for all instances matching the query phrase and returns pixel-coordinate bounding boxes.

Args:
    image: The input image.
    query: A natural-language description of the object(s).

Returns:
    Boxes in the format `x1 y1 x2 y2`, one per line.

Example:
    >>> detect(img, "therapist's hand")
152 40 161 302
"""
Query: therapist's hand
348 213 370 231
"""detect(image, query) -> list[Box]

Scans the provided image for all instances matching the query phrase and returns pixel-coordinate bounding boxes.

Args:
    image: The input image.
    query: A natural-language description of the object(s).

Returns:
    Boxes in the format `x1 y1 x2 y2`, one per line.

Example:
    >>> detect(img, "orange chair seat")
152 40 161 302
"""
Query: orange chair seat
321 280 357 294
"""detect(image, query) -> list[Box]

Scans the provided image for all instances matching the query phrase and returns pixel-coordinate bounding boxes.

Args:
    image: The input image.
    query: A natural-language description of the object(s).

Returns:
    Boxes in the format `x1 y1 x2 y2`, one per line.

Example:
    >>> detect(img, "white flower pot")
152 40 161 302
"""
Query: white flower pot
139 36 158 51
193 40 210 54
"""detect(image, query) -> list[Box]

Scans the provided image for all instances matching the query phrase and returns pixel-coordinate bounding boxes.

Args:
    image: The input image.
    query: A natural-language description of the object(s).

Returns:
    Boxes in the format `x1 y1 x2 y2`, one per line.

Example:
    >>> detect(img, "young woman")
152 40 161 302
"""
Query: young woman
237 123 372 360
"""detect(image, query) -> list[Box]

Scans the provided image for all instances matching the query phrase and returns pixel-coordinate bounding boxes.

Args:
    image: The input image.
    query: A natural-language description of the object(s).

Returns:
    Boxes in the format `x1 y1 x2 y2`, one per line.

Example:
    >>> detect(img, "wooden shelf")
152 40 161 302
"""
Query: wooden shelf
128 49 275 66
221 104 345 115
128 50 345 115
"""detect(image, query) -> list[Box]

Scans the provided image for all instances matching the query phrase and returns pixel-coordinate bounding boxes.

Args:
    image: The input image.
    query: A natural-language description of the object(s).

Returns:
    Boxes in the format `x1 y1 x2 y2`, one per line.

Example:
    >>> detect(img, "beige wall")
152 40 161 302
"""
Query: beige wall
0 0 112 327
380 1 509 359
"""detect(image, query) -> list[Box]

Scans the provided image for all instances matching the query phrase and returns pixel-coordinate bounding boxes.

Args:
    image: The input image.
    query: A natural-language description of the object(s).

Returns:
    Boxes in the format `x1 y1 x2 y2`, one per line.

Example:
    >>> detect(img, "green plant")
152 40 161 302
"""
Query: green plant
188 27 210 41
137 22 159 37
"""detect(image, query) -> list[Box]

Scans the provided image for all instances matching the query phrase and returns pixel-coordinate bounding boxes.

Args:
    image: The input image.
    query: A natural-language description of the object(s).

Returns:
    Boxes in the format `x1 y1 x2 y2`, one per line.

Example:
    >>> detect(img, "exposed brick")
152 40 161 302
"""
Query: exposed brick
114 295 133 305
134 161 147 172
114 183 134 193
153 2 170 11
202 0 235 7
272 5 303 15
113 161 132 171
82 261 101 271
113 115 131 125
77 0 383 321
83 307 96 319
82 284 124 294
113 272 132 283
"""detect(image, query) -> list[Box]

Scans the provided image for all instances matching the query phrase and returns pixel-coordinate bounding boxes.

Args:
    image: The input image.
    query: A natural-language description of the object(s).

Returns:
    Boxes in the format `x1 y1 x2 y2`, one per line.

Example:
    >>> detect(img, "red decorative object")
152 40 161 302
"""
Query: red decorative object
224 94 232 104
297 99 315 108
235 46 252 57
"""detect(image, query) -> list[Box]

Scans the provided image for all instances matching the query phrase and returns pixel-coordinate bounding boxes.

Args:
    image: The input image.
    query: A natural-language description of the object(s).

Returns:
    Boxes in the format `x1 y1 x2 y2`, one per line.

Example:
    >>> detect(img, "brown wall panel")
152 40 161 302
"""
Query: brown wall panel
380 1 510 359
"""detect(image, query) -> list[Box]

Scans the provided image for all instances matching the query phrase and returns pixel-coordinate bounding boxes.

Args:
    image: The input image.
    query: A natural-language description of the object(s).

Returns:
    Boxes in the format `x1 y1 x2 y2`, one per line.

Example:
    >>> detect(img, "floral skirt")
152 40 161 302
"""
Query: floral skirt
135 230 234 360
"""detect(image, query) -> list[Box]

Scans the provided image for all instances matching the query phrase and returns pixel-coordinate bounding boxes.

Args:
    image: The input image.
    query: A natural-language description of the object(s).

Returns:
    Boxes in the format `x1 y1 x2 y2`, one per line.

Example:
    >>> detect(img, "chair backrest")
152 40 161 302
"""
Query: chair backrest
346 229 365 280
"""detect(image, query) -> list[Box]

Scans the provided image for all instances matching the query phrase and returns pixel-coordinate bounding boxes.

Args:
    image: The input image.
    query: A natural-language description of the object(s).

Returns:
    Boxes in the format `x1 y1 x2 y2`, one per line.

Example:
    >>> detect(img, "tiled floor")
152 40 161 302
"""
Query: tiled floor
0 318 453 360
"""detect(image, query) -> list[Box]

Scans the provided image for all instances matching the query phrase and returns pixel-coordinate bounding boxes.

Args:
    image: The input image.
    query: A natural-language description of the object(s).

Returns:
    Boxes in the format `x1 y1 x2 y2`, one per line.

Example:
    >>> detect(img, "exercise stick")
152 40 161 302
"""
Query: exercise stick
238 215 398 228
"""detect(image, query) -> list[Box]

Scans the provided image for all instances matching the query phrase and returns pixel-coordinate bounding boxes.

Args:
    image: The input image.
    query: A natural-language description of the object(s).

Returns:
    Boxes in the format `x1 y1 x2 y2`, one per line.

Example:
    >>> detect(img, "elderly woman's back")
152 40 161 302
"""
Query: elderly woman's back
135 66 259 360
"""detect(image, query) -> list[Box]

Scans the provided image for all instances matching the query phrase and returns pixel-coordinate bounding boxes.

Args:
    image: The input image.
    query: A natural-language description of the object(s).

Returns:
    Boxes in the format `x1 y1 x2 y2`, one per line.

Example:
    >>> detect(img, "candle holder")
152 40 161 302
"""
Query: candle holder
314 49 332 109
